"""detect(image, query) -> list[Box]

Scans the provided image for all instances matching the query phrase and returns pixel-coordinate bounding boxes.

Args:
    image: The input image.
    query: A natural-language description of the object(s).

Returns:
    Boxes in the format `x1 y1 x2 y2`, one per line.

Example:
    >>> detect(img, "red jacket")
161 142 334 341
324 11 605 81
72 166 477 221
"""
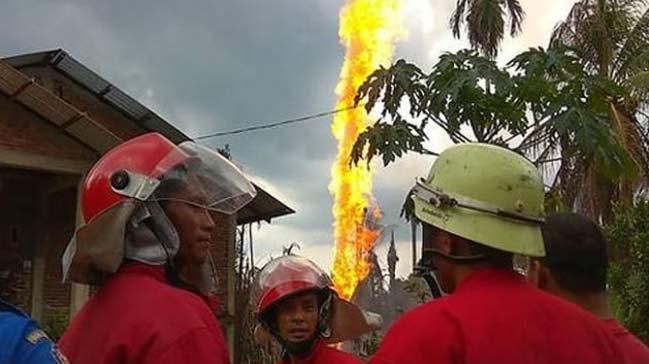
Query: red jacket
277 341 363 364
603 319 649 363
370 268 626 364
59 263 230 364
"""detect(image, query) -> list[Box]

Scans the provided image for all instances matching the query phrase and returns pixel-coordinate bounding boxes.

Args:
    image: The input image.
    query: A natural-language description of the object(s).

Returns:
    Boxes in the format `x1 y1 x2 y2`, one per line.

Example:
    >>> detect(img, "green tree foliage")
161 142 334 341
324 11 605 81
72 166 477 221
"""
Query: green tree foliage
605 200 649 343
352 47 638 210
450 0 525 59
549 0 649 220
42 308 69 341
552 0 649 98
353 1 649 222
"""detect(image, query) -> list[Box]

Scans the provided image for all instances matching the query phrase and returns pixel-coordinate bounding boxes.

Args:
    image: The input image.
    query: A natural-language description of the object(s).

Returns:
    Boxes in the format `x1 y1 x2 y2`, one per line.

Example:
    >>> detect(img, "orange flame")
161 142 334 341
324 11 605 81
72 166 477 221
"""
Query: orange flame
330 0 404 300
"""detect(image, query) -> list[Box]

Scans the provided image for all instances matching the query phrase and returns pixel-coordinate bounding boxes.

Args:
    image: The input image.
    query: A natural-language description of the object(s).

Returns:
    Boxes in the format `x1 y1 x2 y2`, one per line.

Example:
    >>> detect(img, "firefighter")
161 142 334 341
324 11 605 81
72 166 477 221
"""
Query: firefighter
528 212 649 363
370 143 626 364
58 132 257 364
253 255 380 364
0 299 68 364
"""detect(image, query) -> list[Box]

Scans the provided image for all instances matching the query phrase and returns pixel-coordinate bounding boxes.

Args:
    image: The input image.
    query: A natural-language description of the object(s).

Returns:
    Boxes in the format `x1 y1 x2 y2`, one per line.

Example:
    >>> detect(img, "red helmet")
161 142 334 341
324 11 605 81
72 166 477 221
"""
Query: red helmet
252 255 383 346
82 133 188 223
253 255 332 316
63 132 257 284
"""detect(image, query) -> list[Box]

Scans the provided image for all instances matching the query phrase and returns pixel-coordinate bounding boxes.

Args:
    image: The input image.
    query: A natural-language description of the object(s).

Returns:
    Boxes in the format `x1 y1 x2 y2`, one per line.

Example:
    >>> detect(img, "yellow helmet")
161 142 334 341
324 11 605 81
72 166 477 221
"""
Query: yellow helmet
411 143 545 257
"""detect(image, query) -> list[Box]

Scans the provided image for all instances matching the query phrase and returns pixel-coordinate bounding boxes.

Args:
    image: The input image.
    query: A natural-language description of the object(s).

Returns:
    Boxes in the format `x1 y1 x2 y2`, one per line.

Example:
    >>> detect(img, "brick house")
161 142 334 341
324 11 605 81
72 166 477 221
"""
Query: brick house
0 49 293 356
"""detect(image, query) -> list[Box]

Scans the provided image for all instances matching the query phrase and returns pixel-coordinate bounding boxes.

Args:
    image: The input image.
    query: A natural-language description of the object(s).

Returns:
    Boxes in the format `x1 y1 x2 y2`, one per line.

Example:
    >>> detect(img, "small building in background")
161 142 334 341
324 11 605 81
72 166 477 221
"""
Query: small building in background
0 49 294 357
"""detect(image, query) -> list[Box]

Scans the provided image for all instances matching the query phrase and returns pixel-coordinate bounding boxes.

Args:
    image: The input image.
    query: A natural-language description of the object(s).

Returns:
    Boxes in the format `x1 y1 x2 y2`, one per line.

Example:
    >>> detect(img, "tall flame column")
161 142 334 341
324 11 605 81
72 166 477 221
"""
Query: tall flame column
330 0 404 300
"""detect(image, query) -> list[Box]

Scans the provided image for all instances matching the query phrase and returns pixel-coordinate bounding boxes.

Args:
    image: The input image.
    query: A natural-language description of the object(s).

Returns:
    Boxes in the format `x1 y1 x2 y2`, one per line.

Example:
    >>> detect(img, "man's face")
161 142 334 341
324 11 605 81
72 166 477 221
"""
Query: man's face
163 184 216 266
275 292 320 343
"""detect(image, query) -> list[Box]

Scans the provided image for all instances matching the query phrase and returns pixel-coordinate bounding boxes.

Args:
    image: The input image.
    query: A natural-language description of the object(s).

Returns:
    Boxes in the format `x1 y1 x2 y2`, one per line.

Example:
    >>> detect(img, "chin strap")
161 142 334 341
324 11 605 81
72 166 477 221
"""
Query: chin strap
414 248 486 298
260 318 318 357
263 288 334 356
280 336 319 357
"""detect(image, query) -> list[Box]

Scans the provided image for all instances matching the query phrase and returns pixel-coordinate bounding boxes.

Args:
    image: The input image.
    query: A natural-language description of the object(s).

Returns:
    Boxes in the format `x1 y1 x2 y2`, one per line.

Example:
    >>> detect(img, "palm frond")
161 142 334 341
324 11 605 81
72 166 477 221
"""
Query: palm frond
614 7 649 81
532 135 563 186
578 160 615 221
550 1 602 72
450 0 525 59
625 70 649 94
553 152 583 211
609 103 649 190
450 0 469 39
466 0 506 59
516 123 552 151
504 0 524 36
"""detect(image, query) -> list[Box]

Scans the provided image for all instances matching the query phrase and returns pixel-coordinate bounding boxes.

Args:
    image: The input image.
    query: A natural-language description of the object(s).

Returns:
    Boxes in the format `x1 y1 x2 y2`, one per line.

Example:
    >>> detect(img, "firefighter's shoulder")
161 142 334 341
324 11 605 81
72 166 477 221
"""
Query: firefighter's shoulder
0 298 32 338
383 298 458 343
371 300 459 364
0 298 28 317
0 299 69 364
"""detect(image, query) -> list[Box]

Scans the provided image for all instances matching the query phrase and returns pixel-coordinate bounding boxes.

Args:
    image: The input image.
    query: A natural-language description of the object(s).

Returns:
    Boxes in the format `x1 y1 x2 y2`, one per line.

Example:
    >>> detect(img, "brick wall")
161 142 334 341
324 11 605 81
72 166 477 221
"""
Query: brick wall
0 93 97 161
36 187 76 339
42 187 77 324
18 67 146 140
0 170 44 311
209 211 236 318
0 168 77 338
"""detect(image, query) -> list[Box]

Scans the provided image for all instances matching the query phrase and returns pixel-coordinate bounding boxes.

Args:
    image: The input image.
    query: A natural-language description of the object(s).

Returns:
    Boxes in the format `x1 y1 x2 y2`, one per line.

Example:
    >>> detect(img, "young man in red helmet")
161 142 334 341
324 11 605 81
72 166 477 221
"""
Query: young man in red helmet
370 143 627 364
253 255 381 364
528 213 649 363
58 133 257 364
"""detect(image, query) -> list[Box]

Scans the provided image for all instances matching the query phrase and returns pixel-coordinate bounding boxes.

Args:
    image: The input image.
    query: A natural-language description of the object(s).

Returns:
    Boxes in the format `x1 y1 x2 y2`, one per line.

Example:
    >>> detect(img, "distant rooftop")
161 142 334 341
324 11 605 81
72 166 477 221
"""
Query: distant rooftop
3 48 188 144
1 49 294 225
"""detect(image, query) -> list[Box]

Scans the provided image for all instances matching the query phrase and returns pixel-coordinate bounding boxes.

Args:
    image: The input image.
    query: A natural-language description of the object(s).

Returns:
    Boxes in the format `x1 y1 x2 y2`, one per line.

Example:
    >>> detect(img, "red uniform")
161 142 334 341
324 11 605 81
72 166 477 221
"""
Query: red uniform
59 263 230 364
370 268 626 364
603 319 649 363
277 341 363 364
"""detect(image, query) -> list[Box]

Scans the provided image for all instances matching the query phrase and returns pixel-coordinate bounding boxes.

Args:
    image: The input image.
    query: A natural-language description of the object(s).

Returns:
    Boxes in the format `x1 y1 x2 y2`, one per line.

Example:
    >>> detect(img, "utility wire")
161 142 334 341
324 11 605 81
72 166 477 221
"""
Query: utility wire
193 104 360 141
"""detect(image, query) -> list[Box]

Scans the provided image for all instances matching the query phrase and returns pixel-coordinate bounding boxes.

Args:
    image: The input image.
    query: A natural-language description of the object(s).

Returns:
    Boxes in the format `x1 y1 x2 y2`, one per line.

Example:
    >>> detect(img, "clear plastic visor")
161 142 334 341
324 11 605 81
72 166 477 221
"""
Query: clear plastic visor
251 256 332 310
112 141 257 215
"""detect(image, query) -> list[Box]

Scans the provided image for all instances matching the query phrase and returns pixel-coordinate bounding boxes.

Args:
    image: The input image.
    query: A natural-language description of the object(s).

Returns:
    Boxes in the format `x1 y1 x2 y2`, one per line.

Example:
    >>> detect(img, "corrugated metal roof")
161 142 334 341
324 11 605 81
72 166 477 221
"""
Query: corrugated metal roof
1 49 295 225
53 51 110 93
3 51 51 70
0 59 120 155
238 185 295 225
3 49 189 144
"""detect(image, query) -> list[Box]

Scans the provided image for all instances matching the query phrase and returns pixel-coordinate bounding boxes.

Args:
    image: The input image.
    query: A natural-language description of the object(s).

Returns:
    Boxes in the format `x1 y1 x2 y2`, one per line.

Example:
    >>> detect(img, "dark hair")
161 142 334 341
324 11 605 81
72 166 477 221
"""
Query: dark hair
154 162 193 199
154 178 189 201
466 240 513 268
541 213 608 292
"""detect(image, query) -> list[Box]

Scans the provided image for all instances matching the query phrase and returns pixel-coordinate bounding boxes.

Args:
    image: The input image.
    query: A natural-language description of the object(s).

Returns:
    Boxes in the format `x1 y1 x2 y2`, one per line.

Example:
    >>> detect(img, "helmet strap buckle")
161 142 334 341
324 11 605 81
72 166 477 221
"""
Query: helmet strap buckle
111 170 160 201
412 179 544 224
414 178 457 209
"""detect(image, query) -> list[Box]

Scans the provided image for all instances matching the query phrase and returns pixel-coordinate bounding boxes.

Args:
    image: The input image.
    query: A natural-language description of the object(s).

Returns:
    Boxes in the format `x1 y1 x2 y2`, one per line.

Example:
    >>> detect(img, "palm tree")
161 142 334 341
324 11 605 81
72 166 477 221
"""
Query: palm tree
530 0 649 221
450 0 525 59
552 0 649 87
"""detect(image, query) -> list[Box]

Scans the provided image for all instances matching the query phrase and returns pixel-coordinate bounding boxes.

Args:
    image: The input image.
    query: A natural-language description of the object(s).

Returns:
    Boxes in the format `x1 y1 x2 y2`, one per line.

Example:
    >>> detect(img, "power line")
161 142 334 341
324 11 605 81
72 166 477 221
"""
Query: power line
193 104 360 141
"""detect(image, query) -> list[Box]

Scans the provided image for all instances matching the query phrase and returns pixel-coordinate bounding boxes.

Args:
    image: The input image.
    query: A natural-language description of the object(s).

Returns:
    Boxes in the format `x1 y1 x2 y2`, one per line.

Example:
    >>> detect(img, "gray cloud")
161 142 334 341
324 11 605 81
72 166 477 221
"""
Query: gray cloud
0 0 576 277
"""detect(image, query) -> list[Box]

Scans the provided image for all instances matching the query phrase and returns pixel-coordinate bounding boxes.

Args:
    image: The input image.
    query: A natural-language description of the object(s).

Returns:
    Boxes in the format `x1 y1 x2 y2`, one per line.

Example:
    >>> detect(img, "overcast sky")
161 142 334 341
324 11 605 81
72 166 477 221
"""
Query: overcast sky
1 0 577 278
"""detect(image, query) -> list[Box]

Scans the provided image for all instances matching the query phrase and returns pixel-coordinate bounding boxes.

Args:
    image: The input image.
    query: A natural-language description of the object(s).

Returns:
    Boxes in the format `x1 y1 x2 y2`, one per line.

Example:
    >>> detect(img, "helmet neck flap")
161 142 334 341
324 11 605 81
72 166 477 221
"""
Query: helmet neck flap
124 200 179 266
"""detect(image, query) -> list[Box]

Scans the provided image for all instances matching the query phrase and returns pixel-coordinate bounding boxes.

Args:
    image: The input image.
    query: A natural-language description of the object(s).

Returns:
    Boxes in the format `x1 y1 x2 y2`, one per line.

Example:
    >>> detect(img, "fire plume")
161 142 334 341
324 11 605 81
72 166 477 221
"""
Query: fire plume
330 0 404 300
